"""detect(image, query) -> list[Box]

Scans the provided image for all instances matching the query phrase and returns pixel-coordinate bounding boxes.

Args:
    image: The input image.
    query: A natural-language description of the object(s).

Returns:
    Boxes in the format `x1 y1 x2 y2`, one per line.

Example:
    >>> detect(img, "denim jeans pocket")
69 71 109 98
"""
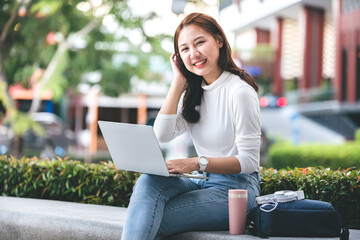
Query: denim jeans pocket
221 173 250 189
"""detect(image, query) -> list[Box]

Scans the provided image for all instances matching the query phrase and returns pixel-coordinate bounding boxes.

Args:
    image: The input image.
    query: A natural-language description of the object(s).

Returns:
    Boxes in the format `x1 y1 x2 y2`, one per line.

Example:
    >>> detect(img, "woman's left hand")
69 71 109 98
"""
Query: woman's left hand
166 158 198 174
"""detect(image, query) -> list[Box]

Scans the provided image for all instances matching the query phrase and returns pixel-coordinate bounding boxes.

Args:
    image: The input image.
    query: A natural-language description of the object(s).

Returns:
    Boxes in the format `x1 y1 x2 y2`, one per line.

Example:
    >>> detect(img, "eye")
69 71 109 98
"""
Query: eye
196 41 205 46
180 47 188 52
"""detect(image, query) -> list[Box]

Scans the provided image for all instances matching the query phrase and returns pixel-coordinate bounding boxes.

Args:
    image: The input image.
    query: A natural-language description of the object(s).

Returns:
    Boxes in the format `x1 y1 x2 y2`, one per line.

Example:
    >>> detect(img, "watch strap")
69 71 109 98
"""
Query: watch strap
198 156 208 172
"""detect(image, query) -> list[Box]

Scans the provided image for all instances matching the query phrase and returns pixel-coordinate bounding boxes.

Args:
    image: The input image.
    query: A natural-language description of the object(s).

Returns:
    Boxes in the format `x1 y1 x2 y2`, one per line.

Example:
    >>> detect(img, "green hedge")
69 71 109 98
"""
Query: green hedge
0 156 359 228
0 156 140 207
267 142 360 169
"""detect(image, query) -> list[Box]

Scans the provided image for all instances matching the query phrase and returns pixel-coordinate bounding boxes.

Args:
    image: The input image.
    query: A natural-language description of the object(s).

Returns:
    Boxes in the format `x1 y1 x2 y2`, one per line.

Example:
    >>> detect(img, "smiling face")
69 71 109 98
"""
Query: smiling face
177 24 223 84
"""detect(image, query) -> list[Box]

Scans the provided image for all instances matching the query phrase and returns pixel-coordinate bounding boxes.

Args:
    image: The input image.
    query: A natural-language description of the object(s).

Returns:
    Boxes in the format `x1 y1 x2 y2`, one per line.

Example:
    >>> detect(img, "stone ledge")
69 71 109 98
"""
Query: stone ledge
0 196 359 240
0 196 125 240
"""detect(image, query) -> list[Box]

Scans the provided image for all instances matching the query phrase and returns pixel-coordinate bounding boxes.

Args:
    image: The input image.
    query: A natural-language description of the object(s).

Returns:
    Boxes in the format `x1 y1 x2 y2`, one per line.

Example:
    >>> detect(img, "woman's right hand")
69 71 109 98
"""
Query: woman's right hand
170 53 187 92
159 53 187 115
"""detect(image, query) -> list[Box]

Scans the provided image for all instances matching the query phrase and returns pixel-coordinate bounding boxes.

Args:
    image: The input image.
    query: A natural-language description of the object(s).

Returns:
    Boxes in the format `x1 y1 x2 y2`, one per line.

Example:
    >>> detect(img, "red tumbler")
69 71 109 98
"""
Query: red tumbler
228 189 248 235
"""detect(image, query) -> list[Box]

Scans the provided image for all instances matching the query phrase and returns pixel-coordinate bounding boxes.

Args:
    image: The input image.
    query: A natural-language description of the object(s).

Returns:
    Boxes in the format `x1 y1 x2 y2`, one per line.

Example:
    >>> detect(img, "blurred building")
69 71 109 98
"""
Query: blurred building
220 0 360 140
2 83 166 157
66 90 165 153
220 0 359 103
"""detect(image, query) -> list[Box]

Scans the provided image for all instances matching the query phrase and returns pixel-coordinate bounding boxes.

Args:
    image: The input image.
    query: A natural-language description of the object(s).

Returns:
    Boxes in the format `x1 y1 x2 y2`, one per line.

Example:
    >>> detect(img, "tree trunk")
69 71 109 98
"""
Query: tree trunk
0 0 27 158
0 0 26 111
28 42 68 114
29 20 99 114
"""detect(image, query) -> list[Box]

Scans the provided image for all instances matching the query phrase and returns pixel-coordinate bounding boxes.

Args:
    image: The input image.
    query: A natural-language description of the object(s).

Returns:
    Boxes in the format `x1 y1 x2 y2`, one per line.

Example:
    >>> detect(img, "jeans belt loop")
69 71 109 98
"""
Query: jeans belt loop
205 172 209 181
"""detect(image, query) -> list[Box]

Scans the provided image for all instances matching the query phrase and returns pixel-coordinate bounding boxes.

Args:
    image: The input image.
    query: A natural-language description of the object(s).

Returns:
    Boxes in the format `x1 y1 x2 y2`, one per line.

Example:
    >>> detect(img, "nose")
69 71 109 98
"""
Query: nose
190 48 200 59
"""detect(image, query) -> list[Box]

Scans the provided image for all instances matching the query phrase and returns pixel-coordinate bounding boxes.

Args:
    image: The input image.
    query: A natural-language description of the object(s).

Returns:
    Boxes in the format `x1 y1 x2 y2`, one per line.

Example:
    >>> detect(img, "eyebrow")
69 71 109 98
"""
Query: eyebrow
179 36 206 48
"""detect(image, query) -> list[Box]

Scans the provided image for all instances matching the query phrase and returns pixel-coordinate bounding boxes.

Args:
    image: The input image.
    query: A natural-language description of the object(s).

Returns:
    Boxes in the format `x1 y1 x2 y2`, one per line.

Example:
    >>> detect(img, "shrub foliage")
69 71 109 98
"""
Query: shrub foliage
268 142 360 169
0 156 140 207
0 156 359 228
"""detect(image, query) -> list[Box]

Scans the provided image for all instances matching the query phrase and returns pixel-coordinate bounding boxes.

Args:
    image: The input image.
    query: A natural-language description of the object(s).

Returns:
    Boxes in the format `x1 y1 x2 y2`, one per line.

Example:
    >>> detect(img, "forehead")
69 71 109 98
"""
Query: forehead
178 24 213 45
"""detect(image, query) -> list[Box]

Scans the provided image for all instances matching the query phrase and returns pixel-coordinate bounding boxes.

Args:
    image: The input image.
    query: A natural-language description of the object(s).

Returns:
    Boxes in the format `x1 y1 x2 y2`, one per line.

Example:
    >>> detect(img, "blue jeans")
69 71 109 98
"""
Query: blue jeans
121 172 260 240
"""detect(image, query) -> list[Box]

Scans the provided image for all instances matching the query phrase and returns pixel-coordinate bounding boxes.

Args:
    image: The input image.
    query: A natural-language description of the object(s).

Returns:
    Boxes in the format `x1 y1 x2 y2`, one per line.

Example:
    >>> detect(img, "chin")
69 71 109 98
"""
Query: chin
194 70 209 78
186 68 202 77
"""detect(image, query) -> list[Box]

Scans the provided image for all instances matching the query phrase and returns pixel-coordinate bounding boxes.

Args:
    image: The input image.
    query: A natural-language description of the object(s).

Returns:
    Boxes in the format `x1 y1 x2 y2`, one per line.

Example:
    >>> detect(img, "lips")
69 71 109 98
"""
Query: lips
193 59 207 68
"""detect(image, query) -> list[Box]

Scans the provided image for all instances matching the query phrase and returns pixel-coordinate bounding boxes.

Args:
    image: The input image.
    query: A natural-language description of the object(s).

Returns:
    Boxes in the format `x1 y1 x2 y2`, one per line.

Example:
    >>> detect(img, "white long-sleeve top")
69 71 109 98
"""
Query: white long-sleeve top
154 71 261 174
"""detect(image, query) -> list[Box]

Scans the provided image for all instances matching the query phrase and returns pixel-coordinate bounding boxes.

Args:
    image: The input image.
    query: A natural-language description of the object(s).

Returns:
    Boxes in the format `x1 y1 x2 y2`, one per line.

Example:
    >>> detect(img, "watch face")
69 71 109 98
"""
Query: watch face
200 157 208 165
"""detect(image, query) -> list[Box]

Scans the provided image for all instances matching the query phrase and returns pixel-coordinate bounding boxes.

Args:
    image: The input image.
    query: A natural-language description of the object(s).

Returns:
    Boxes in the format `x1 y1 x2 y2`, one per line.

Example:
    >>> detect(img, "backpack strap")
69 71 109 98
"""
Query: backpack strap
340 226 349 240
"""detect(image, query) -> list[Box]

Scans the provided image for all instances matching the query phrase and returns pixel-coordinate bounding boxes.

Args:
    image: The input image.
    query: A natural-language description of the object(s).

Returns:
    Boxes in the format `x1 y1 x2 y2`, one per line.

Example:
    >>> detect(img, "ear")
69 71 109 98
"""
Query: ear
217 36 224 48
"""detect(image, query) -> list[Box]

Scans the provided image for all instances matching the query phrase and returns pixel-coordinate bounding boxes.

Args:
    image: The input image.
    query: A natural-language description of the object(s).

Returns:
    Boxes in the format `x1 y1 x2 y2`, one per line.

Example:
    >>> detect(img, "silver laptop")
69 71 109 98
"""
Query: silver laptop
98 121 208 179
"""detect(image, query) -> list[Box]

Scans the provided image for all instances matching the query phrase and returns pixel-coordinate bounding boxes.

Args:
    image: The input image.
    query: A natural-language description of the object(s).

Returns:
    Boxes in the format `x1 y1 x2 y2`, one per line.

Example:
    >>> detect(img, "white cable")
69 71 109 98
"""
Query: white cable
259 201 278 212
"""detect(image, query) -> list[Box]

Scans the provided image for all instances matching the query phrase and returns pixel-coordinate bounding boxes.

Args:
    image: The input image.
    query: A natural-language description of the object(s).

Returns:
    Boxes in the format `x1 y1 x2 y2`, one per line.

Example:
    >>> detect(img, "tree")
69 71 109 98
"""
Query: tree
0 0 171 157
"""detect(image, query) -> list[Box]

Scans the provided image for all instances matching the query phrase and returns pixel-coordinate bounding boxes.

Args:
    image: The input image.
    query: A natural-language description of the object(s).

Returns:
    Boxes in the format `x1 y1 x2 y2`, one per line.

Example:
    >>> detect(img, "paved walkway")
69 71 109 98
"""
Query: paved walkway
261 107 345 144
0 196 358 240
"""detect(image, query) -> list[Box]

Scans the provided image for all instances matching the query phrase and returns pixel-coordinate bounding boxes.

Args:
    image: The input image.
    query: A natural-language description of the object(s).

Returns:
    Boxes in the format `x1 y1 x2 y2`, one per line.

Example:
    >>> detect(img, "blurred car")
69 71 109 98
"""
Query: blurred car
259 94 287 108
0 112 75 157
0 124 12 155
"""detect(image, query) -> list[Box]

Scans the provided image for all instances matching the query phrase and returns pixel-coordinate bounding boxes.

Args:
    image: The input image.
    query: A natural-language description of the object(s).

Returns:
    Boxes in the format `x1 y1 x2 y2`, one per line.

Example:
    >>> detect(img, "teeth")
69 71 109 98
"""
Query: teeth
194 60 206 66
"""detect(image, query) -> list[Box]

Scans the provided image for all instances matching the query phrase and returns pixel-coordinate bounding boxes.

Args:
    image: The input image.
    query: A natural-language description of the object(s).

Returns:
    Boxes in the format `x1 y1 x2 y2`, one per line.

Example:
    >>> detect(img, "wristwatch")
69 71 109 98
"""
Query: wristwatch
198 156 209 173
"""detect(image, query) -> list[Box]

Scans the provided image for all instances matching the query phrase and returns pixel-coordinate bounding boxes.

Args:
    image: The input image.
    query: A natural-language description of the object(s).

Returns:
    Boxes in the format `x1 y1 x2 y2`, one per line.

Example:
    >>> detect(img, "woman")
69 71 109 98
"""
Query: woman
121 12 261 240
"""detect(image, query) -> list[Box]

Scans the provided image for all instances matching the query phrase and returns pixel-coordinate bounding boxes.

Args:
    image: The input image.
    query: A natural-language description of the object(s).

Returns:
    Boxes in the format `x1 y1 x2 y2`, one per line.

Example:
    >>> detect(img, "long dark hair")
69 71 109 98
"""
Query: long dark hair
174 13 258 123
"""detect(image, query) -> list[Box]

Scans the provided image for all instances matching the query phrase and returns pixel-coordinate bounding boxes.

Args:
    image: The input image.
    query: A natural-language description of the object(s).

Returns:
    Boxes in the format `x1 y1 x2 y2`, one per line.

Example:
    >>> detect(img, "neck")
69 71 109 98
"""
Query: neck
204 70 223 85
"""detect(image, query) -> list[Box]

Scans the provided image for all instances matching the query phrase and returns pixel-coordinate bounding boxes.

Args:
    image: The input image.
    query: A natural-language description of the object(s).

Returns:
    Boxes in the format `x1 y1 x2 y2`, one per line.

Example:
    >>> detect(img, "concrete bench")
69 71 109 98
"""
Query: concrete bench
0 196 358 240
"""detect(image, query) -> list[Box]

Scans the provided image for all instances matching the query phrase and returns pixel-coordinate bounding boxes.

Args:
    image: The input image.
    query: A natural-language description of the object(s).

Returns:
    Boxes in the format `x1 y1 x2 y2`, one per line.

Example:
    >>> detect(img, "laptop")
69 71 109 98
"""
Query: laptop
98 121 208 179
